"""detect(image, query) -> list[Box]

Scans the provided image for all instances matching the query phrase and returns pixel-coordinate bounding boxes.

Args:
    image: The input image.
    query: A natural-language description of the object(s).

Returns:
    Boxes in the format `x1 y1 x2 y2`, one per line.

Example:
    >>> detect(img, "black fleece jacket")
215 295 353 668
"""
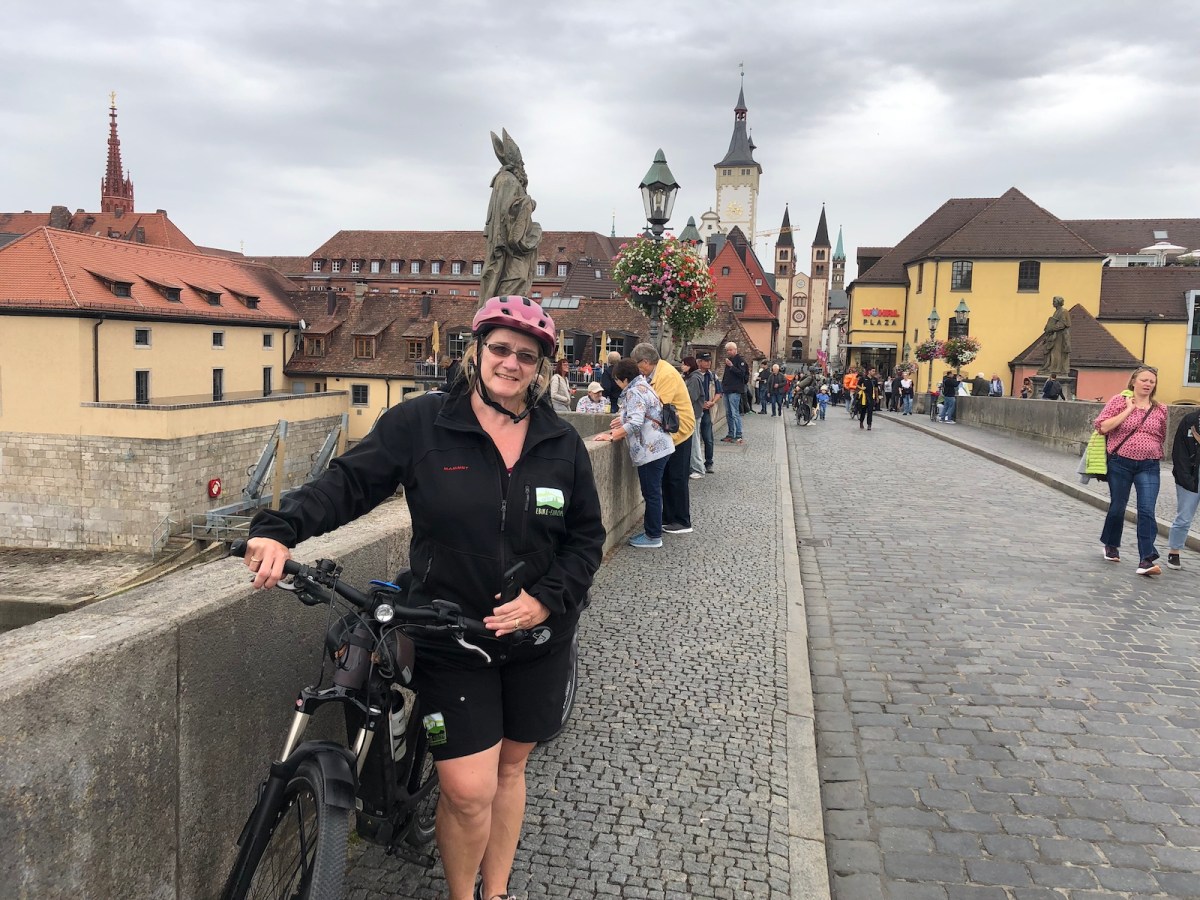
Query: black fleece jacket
249 383 606 642
1172 410 1200 494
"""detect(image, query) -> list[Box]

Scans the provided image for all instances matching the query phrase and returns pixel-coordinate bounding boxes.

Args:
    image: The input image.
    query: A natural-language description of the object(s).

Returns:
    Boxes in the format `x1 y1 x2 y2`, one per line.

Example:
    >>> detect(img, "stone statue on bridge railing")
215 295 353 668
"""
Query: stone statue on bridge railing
480 129 542 303
1037 295 1071 376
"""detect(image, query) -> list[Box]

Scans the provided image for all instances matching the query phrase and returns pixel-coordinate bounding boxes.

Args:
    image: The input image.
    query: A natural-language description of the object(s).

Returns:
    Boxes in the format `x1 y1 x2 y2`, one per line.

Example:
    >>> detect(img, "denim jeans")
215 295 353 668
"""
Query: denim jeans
700 409 714 465
757 384 768 413
637 454 669 540
1101 454 1161 561
725 391 743 438
770 390 785 415
902 394 914 415
941 395 957 421
1169 483 1200 551
689 424 704 474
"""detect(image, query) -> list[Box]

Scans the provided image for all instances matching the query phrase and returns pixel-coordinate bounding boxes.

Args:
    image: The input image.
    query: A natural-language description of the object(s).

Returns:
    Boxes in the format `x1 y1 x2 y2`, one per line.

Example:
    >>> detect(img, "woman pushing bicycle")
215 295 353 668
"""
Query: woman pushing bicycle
244 295 605 900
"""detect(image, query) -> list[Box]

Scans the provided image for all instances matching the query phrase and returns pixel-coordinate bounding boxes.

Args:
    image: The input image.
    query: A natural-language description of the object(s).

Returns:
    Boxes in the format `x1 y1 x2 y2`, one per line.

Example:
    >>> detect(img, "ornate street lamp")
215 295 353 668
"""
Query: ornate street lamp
926 307 941 417
954 299 971 328
639 149 680 351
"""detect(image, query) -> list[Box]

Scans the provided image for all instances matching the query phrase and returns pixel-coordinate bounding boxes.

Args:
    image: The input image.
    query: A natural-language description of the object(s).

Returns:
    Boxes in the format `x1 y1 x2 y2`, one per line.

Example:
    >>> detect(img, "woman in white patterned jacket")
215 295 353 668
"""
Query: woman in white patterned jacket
593 358 674 549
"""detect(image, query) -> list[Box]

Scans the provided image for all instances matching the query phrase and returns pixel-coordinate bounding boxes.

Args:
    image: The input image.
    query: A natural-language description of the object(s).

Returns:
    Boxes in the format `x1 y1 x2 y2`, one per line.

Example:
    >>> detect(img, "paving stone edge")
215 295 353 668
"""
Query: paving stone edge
776 424 834 900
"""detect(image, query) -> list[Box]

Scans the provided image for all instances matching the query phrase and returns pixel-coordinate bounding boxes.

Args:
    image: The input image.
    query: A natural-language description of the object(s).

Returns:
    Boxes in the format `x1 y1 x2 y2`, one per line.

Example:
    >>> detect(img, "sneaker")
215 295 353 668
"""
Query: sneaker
705 465 714 474
1103 545 1120 562
689 472 703 480
736 438 745 444
721 436 735 443
1168 553 1182 570
1136 558 1161 576
628 533 662 549
662 523 693 534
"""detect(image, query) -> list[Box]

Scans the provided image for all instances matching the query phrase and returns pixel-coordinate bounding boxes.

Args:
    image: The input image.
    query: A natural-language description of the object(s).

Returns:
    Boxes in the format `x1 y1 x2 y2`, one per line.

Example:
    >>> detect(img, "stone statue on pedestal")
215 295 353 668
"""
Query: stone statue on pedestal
1037 295 1071 376
480 130 542 302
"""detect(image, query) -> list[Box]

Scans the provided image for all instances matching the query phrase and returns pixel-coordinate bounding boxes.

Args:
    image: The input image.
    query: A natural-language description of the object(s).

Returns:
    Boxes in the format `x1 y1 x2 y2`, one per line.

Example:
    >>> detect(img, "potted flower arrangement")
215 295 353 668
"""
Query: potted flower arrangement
612 235 717 347
943 335 982 371
913 338 945 363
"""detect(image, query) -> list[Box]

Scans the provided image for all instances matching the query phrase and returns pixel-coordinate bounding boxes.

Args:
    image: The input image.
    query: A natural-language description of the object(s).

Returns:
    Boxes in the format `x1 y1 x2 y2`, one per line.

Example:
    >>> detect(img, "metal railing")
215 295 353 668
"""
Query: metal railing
151 516 174 560
190 514 252 544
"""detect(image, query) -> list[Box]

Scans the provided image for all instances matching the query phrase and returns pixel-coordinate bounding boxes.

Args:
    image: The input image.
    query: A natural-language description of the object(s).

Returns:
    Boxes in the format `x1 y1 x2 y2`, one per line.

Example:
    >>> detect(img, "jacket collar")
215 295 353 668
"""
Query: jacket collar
436 379 571 446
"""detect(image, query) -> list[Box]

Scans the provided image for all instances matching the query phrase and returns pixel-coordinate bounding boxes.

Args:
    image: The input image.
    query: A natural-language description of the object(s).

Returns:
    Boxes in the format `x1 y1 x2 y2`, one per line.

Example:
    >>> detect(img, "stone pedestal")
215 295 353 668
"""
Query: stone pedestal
1031 375 1075 401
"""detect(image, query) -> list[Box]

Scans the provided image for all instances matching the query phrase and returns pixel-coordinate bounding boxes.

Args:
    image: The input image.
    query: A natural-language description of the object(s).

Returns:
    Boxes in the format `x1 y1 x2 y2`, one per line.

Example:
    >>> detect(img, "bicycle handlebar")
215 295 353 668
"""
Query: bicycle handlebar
229 539 490 636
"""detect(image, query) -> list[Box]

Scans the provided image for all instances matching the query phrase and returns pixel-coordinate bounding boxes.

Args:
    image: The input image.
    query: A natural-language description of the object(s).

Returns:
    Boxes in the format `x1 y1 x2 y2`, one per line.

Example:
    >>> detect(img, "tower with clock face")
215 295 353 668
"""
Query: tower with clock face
714 83 761 242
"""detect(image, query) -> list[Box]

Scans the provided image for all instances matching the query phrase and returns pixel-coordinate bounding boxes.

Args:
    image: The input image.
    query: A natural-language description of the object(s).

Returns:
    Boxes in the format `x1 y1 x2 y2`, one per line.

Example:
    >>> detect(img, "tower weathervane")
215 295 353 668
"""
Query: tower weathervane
110 90 116 107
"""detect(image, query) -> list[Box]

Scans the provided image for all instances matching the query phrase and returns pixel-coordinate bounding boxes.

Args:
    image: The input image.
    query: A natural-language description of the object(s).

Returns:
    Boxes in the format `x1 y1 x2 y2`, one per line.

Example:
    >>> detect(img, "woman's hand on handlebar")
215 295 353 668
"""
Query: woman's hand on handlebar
485 589 549 637
245 537 291 590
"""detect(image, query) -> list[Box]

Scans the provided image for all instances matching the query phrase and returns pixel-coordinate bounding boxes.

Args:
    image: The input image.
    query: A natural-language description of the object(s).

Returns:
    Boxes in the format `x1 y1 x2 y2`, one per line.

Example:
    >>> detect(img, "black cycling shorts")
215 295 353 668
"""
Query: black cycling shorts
411 632 578 761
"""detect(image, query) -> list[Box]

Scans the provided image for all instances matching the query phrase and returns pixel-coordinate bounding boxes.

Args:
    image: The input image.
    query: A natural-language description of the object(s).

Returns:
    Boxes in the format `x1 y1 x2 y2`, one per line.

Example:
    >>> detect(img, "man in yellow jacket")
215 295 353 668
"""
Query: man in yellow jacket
632 343 696 535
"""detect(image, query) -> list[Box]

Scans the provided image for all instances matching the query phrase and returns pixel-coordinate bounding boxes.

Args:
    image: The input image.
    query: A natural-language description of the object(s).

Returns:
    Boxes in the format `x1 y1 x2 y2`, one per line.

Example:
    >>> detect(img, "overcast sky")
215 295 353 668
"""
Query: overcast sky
3 0 1197 279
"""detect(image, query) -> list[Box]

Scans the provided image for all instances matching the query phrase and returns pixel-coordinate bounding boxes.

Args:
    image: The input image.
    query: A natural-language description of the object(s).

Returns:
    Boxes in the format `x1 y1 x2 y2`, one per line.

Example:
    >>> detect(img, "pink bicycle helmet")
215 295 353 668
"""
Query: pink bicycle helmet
472 295 556 356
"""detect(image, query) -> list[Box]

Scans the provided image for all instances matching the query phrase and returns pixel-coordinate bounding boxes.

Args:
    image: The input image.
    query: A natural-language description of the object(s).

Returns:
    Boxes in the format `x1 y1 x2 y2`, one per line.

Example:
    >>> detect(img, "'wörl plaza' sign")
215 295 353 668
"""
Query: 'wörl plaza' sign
861 308 900 326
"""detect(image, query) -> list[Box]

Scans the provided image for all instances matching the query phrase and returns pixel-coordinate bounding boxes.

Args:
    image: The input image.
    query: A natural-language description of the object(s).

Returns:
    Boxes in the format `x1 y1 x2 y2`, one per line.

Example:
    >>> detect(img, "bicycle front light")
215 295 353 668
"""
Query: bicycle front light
374 603 395 624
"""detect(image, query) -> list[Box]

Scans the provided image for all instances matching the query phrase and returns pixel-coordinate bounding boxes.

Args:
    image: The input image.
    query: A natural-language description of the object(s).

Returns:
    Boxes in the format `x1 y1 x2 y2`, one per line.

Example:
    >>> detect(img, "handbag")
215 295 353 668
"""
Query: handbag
660 402 680 434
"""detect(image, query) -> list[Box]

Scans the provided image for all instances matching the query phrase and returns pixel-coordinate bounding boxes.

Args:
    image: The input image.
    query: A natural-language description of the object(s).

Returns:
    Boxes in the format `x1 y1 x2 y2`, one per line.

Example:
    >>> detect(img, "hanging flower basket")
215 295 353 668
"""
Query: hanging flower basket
612 235 717 346
914 339 946 363
944 335 982 369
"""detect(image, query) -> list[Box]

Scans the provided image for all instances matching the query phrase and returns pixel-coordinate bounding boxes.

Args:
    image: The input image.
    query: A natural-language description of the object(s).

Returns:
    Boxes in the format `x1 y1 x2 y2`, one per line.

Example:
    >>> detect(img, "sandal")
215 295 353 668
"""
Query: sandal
474 882 521 900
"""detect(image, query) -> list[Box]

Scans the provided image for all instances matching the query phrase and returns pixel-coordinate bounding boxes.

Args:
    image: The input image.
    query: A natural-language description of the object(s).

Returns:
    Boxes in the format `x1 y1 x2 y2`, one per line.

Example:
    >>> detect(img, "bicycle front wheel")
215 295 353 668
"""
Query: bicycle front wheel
404 738 440 847
225 757 351 900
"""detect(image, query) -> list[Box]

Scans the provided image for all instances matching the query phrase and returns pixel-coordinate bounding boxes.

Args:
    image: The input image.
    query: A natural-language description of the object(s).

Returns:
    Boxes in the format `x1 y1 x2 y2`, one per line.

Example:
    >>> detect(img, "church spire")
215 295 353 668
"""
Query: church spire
715 82 761 171
777 205 794 248
100 93 135 215
833 226 845 260
812 204 830 248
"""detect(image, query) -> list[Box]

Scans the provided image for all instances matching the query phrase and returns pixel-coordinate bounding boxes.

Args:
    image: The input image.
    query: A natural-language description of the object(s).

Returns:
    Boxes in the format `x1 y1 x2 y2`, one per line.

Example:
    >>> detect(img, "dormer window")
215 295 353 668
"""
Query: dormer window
199 290 221 306
431 261 442 275
351 261 361 274
87 269 134 297
536 262 548 277
370 260 381 274
313 260 323 272
391 260 401 274
557 263 568 277
451 261 463 275
304 336 325 357
354 337 376 359
410 261 421 274
331 261 342 273
472 261 483 275
732 293 746 312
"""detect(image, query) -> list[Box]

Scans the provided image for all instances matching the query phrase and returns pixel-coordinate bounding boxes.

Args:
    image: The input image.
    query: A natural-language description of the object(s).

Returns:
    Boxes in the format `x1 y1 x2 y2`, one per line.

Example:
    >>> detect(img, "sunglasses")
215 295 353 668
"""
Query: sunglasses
484 342 540 366
1134 365 1158 374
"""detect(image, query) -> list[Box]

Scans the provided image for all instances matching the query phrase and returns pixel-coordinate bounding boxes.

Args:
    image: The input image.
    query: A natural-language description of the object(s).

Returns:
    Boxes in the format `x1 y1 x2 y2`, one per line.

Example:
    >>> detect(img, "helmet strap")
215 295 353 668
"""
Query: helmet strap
473 336 535 424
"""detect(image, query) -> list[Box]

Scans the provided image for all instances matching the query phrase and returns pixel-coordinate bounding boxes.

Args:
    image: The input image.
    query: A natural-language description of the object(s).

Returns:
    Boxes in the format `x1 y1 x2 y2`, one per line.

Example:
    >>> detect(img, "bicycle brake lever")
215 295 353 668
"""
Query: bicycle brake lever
452 632 492 664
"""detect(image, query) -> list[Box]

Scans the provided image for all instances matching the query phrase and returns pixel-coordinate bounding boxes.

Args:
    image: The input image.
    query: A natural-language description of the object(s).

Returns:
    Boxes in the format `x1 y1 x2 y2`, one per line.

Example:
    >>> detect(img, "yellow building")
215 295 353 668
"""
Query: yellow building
848 188 1200 403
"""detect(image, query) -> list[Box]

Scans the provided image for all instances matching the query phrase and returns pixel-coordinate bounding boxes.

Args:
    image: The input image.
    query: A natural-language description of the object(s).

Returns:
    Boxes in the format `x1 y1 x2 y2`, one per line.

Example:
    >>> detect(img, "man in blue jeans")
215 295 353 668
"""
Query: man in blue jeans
939 370 958 423
721 341 749 443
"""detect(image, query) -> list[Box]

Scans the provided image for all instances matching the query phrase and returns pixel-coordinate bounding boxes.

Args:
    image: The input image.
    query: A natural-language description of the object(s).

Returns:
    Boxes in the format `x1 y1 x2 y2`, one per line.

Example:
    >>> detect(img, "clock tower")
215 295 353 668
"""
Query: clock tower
714 82 761 241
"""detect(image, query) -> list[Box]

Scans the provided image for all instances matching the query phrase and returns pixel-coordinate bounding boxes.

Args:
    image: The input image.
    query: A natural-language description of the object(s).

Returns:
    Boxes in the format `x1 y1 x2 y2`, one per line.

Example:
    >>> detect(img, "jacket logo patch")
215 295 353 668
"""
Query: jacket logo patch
443 465 469 472
535 486 565 517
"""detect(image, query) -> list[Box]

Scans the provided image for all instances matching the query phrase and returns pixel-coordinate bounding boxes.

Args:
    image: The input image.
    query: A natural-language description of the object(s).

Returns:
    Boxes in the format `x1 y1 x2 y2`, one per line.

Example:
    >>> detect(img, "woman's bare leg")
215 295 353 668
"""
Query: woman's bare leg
479 739 536 899
435 743 501 900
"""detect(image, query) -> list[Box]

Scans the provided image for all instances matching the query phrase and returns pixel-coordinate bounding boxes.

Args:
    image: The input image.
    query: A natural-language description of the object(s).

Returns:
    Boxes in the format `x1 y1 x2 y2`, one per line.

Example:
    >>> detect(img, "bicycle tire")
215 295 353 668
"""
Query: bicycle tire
404 741 439 847
224 756 351 900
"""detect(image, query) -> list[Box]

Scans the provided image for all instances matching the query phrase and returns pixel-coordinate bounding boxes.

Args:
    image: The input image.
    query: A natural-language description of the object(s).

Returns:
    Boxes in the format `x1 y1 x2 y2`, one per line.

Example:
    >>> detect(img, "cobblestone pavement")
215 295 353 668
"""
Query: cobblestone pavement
344 411 797 899
789 406 1200 899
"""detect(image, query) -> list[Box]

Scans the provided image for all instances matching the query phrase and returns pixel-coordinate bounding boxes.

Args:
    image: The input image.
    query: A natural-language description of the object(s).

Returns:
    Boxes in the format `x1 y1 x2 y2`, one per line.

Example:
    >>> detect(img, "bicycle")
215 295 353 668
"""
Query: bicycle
220 540 537 900
792 393 813 426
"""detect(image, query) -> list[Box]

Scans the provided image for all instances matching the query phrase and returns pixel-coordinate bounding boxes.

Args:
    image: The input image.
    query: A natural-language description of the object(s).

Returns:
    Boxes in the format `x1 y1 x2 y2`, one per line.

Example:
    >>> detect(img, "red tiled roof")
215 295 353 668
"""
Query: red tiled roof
1010 304 1140 369
1097 266 1198 322
0 210 198 252
710 230 781 322
1063 220 1200 256
851 198 994 287
311 230 597 267
931 188 1101 259
0 228 299 325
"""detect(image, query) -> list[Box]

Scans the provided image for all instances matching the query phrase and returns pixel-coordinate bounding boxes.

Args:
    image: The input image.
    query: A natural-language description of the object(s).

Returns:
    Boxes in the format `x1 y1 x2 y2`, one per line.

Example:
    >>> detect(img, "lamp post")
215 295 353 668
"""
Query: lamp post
927 307 940 420
638 149 680 351
951 299 971 375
